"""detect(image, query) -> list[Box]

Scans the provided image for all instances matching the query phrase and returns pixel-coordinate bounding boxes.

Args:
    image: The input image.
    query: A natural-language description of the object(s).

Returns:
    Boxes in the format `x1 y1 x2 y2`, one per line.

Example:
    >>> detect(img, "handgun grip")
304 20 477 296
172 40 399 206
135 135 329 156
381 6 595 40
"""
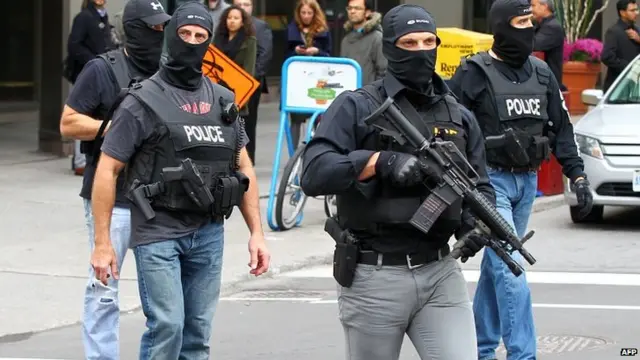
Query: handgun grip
131 187 156 221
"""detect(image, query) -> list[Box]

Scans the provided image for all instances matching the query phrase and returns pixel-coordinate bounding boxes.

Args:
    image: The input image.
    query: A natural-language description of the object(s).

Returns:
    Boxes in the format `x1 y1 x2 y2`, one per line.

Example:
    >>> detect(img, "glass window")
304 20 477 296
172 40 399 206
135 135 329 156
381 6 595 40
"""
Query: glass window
607 58 640 104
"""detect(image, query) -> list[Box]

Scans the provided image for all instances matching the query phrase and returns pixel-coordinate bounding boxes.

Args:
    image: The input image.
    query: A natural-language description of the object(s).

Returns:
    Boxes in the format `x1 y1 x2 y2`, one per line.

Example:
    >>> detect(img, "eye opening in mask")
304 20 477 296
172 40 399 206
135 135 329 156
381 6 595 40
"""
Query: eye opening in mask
509 13 534 29
395 31 440 51
178 24 210 44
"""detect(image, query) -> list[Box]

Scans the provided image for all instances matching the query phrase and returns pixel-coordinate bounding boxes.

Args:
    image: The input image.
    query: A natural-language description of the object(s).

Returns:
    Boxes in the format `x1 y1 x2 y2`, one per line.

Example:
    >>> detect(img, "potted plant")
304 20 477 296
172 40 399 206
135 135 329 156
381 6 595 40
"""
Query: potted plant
555 0 610 114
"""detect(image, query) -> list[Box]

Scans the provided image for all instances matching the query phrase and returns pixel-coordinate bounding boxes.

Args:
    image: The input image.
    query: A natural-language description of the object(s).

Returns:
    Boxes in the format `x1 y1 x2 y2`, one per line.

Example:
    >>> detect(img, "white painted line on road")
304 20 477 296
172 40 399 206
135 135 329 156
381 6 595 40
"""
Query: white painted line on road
220 298 640 311
282 266 640 286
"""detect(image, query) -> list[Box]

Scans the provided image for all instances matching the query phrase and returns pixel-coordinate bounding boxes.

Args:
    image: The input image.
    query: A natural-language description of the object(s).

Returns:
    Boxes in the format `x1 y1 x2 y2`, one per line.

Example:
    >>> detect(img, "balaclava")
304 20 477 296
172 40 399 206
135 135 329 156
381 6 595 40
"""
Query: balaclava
382 5 441 95
124 20 165 76
489 0 534 68
159 2 214 91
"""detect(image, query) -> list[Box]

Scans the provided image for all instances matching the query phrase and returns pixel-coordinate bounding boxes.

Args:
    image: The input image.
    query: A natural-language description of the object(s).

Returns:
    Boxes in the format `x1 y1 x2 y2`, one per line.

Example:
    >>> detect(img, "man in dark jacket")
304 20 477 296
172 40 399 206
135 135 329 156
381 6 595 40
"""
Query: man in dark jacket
532 0 566 90
602 0 640 91
341 0 387 86
234 0 274 164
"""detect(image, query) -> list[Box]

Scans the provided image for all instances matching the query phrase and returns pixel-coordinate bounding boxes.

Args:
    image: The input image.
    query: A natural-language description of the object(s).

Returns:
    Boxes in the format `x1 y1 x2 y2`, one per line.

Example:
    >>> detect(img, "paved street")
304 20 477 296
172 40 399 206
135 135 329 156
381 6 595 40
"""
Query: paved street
1 205 639 359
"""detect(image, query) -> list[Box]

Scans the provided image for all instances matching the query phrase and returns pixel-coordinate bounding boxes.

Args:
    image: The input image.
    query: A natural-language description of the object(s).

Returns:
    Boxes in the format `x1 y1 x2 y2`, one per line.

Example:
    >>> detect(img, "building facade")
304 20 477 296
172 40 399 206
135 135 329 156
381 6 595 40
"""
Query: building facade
0 0 622 154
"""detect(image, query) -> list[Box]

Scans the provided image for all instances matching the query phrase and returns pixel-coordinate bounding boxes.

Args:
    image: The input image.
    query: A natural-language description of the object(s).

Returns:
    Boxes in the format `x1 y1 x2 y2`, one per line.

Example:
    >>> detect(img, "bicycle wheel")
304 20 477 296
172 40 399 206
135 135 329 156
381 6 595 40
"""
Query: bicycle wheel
275 145 309 230
324 194 337 218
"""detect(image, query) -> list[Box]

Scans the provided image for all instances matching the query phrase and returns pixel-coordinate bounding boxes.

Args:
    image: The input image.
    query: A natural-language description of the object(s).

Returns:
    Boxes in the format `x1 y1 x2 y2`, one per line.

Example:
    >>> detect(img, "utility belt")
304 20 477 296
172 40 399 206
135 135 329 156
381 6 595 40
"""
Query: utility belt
324 216 449 288
128 158 249 221
485 127 550 169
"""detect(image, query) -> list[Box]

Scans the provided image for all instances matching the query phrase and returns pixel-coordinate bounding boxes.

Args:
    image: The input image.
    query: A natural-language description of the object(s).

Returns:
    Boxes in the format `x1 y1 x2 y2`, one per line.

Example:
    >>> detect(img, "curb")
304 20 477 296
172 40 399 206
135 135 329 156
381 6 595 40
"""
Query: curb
531 194 566 213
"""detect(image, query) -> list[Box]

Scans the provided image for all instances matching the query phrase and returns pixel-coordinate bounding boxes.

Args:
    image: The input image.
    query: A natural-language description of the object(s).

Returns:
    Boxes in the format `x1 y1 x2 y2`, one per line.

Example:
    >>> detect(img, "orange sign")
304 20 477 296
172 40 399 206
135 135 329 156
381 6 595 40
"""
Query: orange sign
202 45 260 109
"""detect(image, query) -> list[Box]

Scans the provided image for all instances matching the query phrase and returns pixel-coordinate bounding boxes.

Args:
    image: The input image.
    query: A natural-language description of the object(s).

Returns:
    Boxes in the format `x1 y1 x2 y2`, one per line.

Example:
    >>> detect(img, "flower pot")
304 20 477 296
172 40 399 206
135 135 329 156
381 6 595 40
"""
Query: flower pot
562 61 601 115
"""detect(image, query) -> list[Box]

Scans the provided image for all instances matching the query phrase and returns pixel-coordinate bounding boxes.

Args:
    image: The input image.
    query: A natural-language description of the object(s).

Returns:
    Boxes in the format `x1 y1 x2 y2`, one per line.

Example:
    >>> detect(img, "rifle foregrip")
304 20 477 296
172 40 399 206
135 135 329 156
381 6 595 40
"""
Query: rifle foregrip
464 189 536 265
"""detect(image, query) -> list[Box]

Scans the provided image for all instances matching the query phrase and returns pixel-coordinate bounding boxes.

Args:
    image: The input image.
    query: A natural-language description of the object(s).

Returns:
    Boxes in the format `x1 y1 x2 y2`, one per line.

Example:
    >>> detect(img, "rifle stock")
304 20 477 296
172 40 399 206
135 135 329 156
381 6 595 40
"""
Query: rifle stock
363 96 536 276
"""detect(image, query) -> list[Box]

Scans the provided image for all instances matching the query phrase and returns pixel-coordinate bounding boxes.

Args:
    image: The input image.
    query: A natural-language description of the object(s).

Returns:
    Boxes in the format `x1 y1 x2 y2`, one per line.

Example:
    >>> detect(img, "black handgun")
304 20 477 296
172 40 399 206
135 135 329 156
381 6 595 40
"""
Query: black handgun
129 179 156 221
485 128 531 166
325 216 359 287
363 97 536 276
161 159 214 211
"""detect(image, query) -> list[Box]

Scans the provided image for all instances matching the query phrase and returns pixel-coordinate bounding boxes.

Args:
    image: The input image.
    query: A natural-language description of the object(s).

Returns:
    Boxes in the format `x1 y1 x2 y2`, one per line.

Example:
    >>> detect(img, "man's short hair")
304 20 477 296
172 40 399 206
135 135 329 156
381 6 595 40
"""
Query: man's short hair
539 0 555 13
617 0 637 14
348 0 374 11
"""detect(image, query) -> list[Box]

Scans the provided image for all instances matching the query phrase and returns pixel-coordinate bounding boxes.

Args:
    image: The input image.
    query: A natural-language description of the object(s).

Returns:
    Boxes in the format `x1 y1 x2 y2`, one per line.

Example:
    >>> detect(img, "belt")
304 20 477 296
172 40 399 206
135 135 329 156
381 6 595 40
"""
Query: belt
488 163 539 173
357 246 450 269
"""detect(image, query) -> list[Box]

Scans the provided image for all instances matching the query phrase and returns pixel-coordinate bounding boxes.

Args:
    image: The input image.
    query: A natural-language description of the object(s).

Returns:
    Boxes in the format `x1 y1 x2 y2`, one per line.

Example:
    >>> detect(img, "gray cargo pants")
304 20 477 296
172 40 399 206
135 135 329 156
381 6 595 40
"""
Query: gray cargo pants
337 255 477 360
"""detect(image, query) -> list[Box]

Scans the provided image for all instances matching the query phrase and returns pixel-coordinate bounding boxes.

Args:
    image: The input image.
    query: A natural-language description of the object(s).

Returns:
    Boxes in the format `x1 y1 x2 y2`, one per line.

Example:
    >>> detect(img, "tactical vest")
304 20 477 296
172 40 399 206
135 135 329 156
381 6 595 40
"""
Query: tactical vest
80 49 132 155
124 77 247 218
336 84 468 241
464 52 551 168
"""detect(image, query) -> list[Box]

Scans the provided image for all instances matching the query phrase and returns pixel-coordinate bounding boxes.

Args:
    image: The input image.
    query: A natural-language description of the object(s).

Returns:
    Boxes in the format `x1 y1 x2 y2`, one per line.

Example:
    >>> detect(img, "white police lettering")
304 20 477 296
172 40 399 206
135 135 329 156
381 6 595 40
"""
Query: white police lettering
150 1 163 11
505 98 541 117
187 14 208 21
406 19 430 25
183 125 226 143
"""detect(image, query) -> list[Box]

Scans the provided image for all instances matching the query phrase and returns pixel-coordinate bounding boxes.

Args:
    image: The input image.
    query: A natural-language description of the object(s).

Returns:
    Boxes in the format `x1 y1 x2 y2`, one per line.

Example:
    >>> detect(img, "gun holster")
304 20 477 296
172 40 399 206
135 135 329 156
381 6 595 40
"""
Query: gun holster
212 172 250 219
530 135 551 162
325 217 360 288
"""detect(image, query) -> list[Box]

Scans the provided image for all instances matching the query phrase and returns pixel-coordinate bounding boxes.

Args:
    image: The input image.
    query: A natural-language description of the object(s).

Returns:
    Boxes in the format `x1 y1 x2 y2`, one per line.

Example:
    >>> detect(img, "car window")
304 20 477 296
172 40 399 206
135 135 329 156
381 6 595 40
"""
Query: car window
607 59 640 104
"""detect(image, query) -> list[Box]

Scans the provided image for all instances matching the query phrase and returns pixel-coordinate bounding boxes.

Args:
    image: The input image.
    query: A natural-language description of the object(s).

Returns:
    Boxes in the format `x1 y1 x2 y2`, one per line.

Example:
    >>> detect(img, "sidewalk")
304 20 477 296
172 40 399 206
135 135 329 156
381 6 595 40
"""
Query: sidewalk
0 103 567 338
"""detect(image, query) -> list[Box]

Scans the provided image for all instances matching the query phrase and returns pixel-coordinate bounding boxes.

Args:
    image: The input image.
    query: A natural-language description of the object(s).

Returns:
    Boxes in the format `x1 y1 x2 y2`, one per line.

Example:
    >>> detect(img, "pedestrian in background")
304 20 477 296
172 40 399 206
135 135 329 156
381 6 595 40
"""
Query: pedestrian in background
234 0 273 165
205 0 231 30
213 5 258 150
602 0 640 91
65 0 117 176
531 0 566 90
341 0 386 86
285 0 332 149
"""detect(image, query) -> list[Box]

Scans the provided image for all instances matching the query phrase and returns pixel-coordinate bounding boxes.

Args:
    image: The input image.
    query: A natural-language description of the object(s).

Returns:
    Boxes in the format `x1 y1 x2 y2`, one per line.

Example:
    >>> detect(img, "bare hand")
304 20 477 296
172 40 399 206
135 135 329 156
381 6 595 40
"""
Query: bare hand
305 46 319 55
626 29 640 42
248 234 270 276
295 45 306 54
91 243 119 285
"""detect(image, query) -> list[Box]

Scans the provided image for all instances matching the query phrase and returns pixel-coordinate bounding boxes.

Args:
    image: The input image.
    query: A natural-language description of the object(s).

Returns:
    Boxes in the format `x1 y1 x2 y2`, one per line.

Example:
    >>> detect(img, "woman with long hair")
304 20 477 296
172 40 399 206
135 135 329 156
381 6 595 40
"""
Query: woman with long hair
213 5 257 119
285 0 332 149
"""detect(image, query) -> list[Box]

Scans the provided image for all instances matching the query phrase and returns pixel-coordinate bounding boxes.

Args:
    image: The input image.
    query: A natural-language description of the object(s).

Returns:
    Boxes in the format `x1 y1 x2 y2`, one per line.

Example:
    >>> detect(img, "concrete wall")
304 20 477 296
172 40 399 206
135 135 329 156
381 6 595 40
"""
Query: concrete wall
401 0 464 27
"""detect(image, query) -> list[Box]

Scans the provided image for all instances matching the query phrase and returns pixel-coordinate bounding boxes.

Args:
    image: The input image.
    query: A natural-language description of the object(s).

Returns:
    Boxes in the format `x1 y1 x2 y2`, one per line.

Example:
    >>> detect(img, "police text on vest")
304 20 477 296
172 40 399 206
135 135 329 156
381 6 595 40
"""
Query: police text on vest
184 125 225 143
505 98 541 117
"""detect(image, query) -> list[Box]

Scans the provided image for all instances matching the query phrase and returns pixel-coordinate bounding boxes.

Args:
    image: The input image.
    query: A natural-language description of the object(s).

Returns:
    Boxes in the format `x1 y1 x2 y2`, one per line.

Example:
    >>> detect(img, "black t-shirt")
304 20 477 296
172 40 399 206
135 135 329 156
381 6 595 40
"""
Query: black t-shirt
101 74 249 247
66 57 130 208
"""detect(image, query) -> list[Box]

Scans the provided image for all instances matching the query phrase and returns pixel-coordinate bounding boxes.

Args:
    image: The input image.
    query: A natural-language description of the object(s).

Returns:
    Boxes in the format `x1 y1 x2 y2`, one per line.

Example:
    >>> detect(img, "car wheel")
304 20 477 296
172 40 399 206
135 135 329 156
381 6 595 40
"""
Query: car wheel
570 205 604 223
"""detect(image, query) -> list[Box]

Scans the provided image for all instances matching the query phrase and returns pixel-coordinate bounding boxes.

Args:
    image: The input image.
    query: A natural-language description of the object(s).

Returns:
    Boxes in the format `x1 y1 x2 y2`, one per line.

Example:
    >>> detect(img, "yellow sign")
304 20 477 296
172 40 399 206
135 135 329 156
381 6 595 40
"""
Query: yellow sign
202 45 260 109
436 28 494 79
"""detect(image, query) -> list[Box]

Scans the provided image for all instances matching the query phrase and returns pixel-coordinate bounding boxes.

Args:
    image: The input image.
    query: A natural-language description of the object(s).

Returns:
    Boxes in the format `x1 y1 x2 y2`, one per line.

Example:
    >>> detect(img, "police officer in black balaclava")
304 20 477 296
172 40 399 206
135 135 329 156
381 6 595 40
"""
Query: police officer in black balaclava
59 0 169 359
301 4 494 360
93 2 269 359
448 1 593 359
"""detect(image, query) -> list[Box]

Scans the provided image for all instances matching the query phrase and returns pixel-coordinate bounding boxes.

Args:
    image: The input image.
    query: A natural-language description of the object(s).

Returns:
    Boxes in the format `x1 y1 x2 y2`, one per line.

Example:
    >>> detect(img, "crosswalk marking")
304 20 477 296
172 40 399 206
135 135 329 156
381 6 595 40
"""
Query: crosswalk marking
282 266 640 286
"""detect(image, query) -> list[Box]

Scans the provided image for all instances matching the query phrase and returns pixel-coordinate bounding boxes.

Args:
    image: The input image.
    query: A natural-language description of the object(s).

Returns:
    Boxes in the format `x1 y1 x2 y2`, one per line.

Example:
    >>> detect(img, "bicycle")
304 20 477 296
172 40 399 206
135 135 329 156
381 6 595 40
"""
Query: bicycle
274 112 337 230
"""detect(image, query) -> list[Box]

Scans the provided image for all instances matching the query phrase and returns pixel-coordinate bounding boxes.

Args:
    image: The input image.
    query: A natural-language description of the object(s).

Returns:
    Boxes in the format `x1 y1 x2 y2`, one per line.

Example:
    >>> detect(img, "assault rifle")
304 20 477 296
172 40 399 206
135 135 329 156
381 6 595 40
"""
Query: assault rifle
363 96 536 276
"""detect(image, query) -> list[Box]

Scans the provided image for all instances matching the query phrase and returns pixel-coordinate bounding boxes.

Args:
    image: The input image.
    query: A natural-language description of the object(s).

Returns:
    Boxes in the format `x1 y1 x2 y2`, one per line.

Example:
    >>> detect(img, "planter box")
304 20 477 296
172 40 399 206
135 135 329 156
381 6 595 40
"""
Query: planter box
562 61 601 115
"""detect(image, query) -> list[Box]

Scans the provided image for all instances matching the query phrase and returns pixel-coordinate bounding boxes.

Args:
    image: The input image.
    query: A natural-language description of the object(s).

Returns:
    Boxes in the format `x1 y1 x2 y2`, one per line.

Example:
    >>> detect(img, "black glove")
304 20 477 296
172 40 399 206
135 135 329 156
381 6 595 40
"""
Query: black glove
455 212 489 263
458 230 490 263
375 151 425 187
572 177 593 218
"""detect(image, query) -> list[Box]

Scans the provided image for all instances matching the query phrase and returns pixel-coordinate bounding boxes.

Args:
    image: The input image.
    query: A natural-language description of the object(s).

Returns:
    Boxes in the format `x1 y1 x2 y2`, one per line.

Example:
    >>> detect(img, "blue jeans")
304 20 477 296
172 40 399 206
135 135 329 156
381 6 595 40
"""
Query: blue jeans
134 221 225 360
473 167 538 360
82 199 132 360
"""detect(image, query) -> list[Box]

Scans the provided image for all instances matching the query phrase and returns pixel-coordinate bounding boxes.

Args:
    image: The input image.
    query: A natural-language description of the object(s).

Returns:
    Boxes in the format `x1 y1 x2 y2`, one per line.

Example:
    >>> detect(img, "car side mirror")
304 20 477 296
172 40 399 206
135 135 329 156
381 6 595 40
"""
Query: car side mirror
582 89 603 106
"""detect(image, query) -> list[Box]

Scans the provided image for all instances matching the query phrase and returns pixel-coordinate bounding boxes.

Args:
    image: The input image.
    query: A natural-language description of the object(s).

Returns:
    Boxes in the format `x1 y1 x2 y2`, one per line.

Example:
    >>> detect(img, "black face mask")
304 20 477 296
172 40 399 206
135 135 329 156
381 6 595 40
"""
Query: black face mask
492 25 534 68
159 2 213 91
124 20 164 77
385 45 436 94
